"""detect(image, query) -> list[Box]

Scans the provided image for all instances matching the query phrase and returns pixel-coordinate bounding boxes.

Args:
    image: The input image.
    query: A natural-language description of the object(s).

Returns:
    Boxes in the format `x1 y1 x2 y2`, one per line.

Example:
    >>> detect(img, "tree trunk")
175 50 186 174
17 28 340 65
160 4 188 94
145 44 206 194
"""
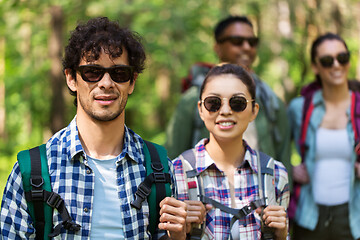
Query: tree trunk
156 69 170 129
49 6 65 134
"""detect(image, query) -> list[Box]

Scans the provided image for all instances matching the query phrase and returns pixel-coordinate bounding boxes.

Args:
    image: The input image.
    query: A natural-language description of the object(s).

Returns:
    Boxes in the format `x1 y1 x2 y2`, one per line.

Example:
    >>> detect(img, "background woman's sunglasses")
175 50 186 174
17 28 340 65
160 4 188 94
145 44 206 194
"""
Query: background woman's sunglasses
201 96 254 112
318 52 350 68
75 65 134 83
217 36 259 48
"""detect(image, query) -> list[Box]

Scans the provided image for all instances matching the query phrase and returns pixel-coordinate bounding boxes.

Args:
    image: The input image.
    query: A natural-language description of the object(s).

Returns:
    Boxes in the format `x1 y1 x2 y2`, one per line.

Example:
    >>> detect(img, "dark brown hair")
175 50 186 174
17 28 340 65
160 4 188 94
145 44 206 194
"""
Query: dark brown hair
199 63 256 109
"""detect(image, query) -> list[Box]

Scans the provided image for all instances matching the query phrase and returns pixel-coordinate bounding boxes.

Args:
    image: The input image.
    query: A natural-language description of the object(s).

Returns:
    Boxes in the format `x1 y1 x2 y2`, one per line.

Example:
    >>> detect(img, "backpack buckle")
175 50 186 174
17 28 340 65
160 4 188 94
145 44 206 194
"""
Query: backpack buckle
239 205 252 217
251 198 266 209
63 220 81 231
30 189 44 201
46 192 63 209
189 227 203 240
151 162 164 172
30 176 44 188
131 182 152 209
153 172 167 183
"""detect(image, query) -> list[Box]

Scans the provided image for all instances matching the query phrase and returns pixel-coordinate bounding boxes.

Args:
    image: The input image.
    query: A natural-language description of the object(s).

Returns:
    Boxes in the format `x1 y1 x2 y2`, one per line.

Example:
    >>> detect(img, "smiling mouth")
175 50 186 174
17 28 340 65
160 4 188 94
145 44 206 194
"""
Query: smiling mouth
94 95 117 101
331 71 344 77
217 122 235 126
239 55 250 61
93 95 118 106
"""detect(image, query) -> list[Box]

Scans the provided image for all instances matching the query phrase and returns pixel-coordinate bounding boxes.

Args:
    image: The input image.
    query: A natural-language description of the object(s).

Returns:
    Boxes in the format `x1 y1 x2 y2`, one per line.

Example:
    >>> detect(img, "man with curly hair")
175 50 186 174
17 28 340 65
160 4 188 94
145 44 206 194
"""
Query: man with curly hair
1 17 187 239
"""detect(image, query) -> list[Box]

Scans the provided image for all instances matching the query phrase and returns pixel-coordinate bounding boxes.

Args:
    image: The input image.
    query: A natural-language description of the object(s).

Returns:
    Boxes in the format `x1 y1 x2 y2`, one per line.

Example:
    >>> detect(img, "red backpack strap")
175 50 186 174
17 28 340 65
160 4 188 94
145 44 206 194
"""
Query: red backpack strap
351 92 360 160
289 93 315 220
299 94 315 160
181 62 214 93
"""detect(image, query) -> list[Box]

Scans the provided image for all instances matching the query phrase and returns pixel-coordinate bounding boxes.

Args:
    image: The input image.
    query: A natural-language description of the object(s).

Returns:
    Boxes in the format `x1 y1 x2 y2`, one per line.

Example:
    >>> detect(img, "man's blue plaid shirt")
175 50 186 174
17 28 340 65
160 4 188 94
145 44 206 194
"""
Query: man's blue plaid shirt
0 117 176 239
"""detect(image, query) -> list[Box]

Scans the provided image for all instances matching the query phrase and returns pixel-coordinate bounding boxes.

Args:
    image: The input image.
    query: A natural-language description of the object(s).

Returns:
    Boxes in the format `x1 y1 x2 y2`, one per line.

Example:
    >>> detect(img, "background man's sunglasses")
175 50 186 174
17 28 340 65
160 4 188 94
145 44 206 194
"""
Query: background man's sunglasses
201 96 255 112
75 65 134 83
318 52 350 68
217 36 259 47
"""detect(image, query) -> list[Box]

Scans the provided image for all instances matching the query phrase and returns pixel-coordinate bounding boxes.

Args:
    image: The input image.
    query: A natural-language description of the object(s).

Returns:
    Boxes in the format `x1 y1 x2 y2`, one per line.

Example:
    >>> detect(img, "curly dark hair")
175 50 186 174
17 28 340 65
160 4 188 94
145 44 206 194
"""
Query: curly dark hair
63 17 146 103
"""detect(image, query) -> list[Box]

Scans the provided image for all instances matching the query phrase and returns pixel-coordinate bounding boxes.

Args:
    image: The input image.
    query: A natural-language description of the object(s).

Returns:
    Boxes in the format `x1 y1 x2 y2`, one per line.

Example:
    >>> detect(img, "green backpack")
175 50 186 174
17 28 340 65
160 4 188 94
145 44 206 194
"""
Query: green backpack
17 140 171 239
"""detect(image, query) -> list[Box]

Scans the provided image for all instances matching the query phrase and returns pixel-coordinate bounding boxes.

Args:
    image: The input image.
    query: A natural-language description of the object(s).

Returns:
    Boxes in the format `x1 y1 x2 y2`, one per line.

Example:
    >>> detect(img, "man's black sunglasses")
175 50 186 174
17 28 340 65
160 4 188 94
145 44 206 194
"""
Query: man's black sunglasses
217 36 259 47
75 65 134 83
318 52 350 68
201 96 254 113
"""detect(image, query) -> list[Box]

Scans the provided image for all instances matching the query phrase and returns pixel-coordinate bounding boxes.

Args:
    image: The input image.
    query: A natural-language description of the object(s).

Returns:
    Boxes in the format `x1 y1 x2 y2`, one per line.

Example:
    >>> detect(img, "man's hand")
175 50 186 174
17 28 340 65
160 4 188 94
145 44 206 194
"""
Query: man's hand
184 200 212 233
256 205 287 240
158 197 187 240
292 163 310 184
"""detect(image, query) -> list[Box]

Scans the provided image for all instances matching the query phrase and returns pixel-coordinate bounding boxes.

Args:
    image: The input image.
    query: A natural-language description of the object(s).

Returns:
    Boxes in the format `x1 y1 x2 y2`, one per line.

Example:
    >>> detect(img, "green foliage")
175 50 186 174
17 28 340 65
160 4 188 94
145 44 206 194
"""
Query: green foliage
0 152 17 195
0 0 359 186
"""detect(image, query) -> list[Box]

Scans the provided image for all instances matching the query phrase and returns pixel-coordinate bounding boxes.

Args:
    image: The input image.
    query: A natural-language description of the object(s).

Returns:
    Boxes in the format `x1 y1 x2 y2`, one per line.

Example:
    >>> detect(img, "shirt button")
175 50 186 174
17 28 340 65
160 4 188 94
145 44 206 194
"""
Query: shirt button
86 169 91 174
84 208 89 212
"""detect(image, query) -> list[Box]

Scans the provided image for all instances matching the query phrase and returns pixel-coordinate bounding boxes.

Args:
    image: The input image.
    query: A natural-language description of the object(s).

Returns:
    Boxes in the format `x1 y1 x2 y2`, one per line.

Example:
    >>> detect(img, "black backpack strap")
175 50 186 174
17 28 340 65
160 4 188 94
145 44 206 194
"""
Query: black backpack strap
19 145 81 239
23 189 81 237
145 140 168 235
131 141 171 210
29 146 46 239
131 140 171 238
201 195 265 240
200 195 265 219
201 151 270 220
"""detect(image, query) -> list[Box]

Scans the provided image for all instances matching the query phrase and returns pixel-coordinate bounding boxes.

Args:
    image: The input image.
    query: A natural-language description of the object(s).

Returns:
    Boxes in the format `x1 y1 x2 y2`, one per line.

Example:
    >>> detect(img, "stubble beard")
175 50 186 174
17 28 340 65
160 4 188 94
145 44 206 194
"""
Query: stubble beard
78 95 128 122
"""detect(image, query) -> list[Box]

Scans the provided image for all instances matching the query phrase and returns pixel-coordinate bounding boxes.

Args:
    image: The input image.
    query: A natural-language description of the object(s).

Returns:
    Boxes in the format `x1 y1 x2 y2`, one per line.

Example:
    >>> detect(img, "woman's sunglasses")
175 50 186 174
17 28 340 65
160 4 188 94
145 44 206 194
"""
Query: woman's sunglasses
217 36 259 48
201 96 254 112
75 65 134 83
318 52 350 68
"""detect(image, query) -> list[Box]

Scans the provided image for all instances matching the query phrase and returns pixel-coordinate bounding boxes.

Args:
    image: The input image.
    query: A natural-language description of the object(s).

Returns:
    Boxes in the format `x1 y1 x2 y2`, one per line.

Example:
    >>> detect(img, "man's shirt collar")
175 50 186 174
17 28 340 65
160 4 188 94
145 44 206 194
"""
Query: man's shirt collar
63 116 143 163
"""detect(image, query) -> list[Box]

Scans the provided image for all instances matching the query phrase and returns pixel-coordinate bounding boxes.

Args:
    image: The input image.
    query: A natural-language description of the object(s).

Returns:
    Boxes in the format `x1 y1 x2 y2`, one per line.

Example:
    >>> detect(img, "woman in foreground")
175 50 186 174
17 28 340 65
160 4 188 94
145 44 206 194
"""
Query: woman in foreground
173 63 289 239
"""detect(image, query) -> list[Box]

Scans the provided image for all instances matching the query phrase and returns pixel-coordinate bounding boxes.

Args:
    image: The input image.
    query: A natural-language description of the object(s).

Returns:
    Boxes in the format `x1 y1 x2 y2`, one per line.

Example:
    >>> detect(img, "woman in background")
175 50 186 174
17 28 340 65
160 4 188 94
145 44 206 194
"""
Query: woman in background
288 33 360 240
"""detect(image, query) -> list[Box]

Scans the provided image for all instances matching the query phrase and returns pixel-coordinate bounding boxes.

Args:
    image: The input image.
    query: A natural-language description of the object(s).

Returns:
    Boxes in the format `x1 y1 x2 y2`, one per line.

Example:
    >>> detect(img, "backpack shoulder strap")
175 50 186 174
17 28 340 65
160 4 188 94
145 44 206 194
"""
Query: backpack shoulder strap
256 151 275 205
131 140 171 237
181 62 213 93
180 149 268 239
351 91 360 160
17 144 81 239
180 149 197 176
18 144 52 240
178 148 205 239
256 150 276 239
299 93 315 159
289 93 315 221
179 148 202 202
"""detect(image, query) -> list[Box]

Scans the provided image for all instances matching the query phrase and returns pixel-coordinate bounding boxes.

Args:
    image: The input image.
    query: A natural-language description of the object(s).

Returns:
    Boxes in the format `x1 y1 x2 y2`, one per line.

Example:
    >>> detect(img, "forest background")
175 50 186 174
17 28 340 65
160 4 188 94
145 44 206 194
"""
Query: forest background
1 0 360 193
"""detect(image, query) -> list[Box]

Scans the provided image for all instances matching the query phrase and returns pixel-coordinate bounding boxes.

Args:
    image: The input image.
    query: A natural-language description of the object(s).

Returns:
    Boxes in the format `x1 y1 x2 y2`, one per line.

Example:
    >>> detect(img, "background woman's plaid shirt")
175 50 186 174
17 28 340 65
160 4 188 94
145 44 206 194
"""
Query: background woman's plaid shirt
1 117 176 239
173 139 289 240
